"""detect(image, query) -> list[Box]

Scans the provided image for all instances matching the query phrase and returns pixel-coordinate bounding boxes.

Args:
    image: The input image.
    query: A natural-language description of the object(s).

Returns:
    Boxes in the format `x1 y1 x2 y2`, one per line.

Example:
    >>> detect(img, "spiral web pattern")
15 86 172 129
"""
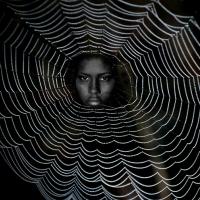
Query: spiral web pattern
0 0 200 199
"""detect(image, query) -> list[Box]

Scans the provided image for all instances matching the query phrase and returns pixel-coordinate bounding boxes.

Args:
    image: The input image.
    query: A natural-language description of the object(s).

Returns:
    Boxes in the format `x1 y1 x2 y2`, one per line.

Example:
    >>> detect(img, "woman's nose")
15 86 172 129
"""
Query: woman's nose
89 78 99 94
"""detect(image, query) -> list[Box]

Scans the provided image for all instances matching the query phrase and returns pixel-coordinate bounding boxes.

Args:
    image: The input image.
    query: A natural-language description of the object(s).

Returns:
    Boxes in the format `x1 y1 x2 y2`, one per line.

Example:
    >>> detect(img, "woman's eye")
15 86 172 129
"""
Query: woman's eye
79 75 89 81
99 75 112 81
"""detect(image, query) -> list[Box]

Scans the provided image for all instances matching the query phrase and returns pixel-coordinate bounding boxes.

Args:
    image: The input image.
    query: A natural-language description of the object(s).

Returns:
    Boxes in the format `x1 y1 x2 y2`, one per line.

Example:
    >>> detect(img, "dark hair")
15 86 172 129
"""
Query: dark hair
66 53 131 107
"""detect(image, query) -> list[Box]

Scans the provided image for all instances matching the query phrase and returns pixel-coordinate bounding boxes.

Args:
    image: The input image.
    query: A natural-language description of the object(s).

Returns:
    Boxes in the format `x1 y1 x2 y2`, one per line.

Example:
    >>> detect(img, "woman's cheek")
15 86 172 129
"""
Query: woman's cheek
76 83 90 101
102 81 115 93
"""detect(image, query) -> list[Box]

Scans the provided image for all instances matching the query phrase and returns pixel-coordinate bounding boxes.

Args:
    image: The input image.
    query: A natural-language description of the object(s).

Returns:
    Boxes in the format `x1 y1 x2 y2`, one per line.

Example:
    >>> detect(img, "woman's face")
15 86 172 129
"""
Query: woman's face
75 57 115 107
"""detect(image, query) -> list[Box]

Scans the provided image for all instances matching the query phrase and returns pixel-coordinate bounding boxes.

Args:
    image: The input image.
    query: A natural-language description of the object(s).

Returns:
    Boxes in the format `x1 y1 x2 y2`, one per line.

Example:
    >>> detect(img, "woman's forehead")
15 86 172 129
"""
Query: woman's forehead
78 58 112 74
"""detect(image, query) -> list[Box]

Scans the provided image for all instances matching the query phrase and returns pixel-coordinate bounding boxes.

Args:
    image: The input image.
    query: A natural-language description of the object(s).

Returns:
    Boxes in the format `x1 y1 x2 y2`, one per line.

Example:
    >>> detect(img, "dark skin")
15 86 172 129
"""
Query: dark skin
75 57 115 107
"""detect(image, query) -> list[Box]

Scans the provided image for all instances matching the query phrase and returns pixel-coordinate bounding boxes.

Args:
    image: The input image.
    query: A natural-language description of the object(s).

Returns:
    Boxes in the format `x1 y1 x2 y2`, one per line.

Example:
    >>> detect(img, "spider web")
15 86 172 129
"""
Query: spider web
0 0 200 199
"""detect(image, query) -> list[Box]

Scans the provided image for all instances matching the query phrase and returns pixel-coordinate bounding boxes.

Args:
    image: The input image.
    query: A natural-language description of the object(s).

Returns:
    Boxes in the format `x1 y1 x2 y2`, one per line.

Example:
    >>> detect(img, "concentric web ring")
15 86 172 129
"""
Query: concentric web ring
0 0 200 199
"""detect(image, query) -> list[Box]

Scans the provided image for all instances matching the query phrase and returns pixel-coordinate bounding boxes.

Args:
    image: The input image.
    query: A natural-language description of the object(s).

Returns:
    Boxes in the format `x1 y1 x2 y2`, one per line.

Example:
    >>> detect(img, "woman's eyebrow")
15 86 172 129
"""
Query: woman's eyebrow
79 72 89 76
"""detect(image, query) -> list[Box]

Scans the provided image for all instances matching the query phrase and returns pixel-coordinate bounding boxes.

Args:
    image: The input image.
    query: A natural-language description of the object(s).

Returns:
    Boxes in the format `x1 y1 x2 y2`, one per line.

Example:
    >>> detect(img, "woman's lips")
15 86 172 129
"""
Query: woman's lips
87 97 101 106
